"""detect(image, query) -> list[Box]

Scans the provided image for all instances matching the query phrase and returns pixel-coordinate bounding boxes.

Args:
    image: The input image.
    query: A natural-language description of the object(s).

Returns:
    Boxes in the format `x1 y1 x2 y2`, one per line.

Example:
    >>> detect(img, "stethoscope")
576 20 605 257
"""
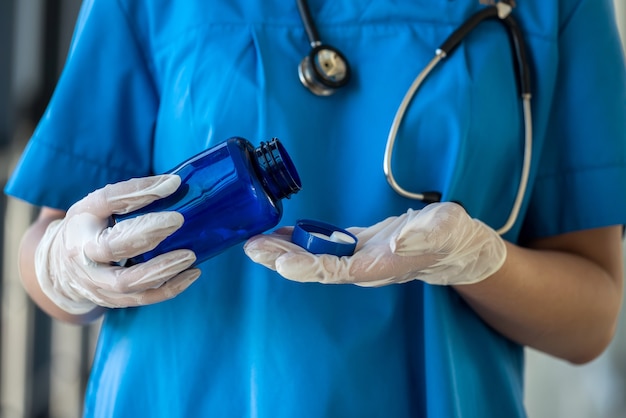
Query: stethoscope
296 0 532 236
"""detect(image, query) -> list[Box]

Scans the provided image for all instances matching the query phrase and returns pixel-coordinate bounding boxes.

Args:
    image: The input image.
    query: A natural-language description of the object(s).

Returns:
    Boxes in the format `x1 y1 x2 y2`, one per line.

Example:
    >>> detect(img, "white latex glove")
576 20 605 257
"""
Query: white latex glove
244 202 506 287
35 174 201 314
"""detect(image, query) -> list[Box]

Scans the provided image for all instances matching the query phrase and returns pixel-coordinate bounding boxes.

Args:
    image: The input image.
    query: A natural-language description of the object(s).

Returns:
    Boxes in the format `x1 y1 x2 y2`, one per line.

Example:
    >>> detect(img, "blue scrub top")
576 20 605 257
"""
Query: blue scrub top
6 0 626 416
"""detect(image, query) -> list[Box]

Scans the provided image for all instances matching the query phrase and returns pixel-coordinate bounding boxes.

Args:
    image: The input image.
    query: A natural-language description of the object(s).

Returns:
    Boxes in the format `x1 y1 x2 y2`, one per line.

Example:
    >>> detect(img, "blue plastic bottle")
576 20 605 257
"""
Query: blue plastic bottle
116 137 301 266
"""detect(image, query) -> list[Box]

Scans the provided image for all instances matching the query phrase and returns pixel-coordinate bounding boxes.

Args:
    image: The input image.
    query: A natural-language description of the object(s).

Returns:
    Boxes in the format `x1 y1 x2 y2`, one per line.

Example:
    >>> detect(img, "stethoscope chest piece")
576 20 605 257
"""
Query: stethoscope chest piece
298 44 351 96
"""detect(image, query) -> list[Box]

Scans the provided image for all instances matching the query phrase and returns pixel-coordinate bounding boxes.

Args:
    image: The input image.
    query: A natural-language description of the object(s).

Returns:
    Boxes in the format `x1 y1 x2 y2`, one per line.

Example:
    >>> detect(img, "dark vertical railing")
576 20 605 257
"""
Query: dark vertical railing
0 0 14 148
0 0 16 414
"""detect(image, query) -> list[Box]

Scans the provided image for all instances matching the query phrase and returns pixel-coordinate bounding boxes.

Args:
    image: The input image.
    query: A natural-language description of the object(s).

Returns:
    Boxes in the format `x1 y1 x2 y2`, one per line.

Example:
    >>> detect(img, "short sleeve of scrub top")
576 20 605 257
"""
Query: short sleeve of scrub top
521 0 626 239
4 0 157 210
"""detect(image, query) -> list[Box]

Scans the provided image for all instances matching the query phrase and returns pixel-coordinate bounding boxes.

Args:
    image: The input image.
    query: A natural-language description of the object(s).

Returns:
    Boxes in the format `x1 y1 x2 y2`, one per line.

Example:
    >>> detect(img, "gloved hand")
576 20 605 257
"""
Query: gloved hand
244 202 506 287
35 174 201 315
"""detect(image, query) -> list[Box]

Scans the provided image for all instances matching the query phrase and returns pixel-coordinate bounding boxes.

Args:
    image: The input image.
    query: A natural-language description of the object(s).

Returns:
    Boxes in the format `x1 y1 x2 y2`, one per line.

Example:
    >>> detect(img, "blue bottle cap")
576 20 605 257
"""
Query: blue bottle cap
291 219 358 256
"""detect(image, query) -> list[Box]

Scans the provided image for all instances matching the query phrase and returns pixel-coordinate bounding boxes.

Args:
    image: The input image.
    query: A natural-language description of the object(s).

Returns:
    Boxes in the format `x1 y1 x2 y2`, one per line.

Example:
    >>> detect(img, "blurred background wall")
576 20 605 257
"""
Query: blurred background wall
0 1 625 417
1 2 98 417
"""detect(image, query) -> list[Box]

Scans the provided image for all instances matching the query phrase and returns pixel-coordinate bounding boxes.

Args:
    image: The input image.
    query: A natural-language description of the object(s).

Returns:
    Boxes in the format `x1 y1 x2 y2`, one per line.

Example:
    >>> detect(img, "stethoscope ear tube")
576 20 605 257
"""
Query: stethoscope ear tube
437 4 530 98
438 7 500 55
503 16 532 97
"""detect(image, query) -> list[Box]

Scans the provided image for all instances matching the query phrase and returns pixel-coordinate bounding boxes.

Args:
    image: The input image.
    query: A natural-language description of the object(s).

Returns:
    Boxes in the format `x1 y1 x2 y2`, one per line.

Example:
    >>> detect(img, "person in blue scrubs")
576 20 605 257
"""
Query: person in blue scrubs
5 0 626 416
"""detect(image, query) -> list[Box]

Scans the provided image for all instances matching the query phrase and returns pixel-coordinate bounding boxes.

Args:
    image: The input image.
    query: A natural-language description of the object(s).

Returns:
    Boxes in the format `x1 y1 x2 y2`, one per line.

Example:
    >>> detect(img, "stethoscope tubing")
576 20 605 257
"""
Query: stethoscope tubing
295 0 532 235
383 2 533 235
296 0 321 48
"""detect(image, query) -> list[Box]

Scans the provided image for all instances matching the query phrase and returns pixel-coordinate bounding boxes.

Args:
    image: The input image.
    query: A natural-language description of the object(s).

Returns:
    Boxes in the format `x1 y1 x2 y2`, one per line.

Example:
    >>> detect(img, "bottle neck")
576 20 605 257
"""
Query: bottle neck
255 138 302 200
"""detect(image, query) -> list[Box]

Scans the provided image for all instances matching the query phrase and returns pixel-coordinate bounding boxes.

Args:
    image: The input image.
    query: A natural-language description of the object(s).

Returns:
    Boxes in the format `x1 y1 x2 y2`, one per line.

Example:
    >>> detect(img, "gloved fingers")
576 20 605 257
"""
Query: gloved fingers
346 226 366 236
272 251 353 284
85 211 185 263
248 203 506 288
54 249 198 310
126 267 202 306
351 214 407 248
245 216 417 284
68 174 181 218
94 267 201 308
391 202 469 255
244 232 300 271
391 202 507 285
270 226 294 236
71 249 197 298
244 217 402 267
272 235 439 285
111 249 198 292
352 275 414 288
244 230 346 282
